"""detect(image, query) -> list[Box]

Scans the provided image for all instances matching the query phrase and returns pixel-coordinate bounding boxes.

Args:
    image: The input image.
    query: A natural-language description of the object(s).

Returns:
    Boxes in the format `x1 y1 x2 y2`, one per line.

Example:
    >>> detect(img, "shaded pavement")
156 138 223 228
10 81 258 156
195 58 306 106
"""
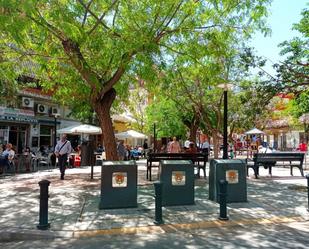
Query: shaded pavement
0 159 309 248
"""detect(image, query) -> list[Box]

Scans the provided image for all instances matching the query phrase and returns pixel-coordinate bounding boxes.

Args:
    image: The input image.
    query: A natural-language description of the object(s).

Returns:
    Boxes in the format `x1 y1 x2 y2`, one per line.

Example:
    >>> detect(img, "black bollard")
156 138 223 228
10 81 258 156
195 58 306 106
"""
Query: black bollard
154 181 164 225
218 179 229 221
306 174 309 212
37 179 51 230
91 165 94 180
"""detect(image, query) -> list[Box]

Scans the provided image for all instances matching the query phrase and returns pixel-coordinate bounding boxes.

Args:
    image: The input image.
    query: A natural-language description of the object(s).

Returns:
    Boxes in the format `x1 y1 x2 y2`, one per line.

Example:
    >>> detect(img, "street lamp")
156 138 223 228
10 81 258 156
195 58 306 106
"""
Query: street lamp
218 83 233 159
153 122 157 152
53 113 60 148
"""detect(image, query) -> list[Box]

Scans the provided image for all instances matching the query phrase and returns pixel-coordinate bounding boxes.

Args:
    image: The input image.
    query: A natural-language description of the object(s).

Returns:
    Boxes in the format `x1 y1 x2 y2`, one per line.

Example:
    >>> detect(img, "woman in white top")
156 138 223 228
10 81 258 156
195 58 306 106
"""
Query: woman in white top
0 143 15 170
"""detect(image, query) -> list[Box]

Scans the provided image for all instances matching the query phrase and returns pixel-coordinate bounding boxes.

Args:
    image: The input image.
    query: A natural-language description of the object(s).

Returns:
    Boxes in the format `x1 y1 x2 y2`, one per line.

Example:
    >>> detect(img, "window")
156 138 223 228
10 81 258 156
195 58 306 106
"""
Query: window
0 126 9 145
40 126 51 135
39 125 52 147
32 137 39 147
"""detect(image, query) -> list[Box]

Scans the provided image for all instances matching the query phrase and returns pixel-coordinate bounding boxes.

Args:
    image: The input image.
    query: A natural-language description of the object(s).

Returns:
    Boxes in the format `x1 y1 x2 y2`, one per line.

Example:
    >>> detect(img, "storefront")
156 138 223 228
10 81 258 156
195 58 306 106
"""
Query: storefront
0 106 58 153
0 107 37 153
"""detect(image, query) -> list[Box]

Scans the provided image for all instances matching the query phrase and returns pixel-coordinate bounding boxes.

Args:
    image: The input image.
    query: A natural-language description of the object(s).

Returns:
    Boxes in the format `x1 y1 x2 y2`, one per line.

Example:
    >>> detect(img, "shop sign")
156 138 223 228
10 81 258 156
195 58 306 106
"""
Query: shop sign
112 172 127 188
172 171 186 186
0 115 38 124
226 170 239 184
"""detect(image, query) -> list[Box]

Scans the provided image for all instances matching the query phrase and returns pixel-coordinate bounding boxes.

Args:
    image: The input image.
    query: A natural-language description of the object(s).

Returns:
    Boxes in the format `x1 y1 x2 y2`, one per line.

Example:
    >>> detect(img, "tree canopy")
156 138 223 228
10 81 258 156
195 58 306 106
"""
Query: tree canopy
0 0 272 159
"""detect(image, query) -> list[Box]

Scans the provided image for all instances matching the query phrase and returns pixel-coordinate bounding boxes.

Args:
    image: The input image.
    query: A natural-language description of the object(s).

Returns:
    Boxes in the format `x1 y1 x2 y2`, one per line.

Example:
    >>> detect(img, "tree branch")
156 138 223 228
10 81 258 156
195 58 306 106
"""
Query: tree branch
82 0 94 27
100 51 135 99
88 0 119 35
77 0 121 37
158 43 201 65
26 8 66 41
154 0 184 42
61 39 100 90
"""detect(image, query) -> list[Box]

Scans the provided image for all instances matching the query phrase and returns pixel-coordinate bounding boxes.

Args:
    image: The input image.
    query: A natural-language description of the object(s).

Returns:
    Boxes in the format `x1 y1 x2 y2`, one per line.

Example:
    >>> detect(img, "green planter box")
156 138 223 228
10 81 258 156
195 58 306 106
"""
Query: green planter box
99 161 137 209
159 160 195 206
209 159 247 203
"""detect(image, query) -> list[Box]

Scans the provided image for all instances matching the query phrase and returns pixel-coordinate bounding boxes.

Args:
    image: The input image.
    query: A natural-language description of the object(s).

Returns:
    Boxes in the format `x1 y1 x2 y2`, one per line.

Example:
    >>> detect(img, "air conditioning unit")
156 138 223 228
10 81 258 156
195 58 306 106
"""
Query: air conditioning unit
50 107 60 116
37 104 48 114
22 97 34 108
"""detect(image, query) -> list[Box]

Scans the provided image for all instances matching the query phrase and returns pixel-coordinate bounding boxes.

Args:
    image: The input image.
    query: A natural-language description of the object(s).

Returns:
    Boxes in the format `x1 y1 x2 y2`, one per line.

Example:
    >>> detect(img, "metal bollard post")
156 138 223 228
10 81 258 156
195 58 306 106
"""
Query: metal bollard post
154 181 164 225
37 179 51 230
306 174 309 212
91 165 94 180
218 179 229 221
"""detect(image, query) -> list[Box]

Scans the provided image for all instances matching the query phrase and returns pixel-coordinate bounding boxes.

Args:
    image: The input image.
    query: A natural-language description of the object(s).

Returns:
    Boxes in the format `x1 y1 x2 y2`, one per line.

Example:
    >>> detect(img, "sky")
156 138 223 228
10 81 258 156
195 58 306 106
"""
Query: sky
250 0 308 74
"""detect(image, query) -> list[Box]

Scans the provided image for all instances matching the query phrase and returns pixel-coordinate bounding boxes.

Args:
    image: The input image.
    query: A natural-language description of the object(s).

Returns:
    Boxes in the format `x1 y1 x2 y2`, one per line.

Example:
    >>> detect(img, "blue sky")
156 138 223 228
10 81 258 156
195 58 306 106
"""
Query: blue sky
250 0 307 74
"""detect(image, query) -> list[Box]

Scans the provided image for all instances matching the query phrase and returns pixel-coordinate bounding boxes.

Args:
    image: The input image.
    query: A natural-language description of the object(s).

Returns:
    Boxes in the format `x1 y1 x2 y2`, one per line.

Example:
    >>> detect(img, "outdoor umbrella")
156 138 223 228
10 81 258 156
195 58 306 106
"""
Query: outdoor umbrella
245 128 265 135
115 130 147 147
244 128 265 158
115 130 147 139
57 124 102 135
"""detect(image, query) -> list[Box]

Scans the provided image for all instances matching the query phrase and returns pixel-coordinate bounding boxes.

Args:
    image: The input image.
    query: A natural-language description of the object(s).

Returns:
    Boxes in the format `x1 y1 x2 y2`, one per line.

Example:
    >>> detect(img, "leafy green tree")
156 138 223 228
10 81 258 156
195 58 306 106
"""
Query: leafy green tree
0 36 37 102
242 8 308 115
122 84 148 134
145 97 186 139
275 8 309 92
0 0 271 159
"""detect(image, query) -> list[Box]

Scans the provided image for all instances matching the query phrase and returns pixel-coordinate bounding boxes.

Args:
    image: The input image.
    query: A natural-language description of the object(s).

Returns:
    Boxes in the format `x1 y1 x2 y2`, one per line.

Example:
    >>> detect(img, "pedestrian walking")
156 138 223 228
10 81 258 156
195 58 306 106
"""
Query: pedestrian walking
117 140 127 160
55 134 73 180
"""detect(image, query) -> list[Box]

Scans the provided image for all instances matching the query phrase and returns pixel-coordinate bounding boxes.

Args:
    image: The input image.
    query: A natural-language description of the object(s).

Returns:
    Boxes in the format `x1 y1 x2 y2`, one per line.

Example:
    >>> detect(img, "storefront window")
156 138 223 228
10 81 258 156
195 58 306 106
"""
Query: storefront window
40 126 51 135
0 126 9 145
32 137 39 147
9 126 27 153
40 136 51 147
39 125 52 147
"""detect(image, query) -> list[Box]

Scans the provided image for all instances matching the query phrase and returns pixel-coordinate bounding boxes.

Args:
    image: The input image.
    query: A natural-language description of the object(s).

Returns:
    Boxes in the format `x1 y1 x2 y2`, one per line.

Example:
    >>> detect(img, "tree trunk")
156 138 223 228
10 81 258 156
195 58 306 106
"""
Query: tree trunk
94 88 119 160
189 124 198 144
212 131 220 159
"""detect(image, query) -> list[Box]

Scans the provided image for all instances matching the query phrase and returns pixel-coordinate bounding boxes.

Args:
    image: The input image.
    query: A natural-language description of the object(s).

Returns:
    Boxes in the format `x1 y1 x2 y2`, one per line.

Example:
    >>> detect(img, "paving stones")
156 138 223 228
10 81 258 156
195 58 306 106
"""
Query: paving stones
0 162 309 242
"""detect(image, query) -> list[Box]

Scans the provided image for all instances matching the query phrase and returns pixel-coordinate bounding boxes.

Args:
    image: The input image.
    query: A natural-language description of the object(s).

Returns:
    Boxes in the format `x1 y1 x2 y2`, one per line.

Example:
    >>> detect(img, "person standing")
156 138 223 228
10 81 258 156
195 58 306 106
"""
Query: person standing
117 140 127 160
201 139 210 154
169 137 181 153
299 140 307 152
55 134 72 180
142 140 148 158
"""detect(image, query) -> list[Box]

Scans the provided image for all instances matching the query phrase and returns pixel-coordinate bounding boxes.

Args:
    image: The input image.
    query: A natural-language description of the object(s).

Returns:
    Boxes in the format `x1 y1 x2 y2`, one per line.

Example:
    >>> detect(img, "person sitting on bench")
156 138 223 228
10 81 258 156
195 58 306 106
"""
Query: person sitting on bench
0 143 15 172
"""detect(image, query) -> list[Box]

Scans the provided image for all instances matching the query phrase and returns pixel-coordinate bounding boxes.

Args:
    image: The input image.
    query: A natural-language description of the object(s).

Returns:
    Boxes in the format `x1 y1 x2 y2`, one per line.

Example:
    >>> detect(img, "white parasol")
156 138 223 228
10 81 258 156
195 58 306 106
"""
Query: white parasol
245 128 265 135
57 124 102 135
115 130 147 139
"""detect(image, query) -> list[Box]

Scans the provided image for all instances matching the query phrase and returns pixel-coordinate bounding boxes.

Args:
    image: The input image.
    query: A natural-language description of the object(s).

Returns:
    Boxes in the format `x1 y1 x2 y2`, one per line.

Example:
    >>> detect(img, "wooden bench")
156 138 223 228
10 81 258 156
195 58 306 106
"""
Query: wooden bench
247 152 305 178
146 152 208 181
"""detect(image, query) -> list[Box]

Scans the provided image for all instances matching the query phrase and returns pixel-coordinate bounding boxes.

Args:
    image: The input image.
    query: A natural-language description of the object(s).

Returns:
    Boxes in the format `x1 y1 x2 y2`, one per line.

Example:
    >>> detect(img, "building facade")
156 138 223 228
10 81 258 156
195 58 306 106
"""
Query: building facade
0 88 80 153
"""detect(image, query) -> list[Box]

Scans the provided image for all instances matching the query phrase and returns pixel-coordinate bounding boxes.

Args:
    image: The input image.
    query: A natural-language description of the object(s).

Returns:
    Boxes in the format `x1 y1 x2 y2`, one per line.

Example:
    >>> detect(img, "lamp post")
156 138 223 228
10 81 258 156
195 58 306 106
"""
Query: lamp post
153 122 157 152
218 83 233 159
53 113 60 148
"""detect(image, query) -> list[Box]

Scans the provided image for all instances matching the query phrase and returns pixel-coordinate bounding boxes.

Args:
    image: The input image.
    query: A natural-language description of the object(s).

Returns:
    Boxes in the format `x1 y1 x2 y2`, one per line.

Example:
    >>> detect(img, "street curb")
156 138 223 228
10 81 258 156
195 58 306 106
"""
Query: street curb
2 215 306 242
0 228 73 242
73 216 307 238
